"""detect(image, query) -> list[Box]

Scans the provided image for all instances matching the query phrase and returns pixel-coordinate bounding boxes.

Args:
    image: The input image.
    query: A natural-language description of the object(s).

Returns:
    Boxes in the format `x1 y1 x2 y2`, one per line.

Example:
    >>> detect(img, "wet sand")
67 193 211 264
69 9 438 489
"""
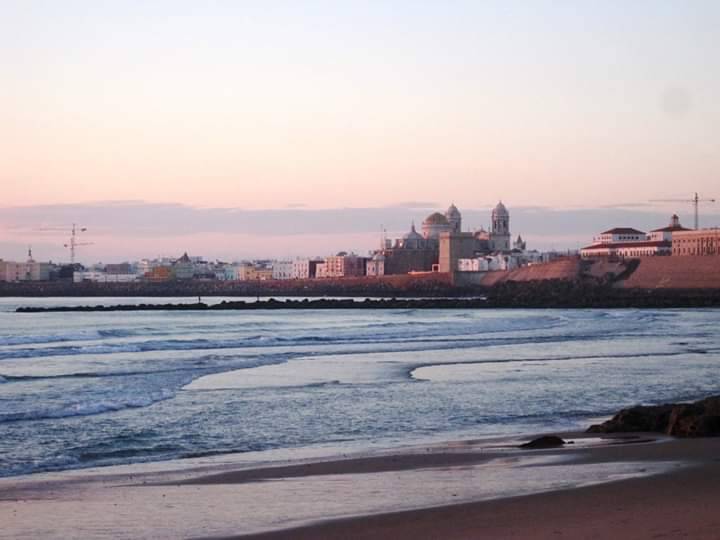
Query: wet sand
2 434 720 539
232 436 720 540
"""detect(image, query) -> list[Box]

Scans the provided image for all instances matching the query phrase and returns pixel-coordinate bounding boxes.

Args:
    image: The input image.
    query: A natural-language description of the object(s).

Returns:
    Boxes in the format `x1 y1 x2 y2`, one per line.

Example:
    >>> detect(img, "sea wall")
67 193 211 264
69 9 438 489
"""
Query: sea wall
615 256 720 289
0 273 456 297
479 258 584 286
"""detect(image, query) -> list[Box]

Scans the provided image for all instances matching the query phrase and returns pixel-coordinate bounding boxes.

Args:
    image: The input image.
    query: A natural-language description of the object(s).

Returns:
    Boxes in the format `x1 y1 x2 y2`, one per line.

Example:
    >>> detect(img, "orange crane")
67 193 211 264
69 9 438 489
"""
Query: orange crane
650 192 716 230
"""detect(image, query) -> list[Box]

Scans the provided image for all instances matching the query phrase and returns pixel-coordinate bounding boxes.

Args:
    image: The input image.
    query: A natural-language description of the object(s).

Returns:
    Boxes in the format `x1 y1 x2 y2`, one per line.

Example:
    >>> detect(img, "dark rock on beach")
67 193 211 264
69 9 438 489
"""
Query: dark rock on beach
588 395 720 437
519 435 566 449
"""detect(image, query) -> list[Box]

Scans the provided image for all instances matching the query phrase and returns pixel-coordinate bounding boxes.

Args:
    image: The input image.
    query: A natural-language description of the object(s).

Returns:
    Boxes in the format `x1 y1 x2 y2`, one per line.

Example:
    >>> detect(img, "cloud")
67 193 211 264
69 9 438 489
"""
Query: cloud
383 201 439 209
0 200 717 263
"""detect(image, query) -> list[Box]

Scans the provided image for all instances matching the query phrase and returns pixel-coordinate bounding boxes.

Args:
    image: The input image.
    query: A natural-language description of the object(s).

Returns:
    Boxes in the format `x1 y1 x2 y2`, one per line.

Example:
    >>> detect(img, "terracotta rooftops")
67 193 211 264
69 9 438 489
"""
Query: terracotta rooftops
581 240 671 250
650 225 692 233
599 227 646 235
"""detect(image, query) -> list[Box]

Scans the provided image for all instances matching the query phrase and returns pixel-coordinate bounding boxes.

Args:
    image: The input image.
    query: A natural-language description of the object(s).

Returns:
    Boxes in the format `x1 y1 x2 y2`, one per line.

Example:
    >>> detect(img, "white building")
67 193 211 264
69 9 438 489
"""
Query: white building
271 260 294 280
0 252 52 282
73 271 139 283
580 217 688 259
366 253 385 276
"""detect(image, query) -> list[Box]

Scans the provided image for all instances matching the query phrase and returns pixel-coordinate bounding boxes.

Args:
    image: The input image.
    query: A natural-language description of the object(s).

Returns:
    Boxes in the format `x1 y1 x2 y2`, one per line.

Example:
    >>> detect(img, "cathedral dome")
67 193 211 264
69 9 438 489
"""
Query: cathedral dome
423 212 449 226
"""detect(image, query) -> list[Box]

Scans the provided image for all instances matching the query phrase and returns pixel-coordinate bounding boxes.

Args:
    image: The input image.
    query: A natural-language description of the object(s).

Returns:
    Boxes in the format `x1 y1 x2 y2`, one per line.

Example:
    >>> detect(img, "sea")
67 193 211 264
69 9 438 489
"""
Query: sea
1 297 719 479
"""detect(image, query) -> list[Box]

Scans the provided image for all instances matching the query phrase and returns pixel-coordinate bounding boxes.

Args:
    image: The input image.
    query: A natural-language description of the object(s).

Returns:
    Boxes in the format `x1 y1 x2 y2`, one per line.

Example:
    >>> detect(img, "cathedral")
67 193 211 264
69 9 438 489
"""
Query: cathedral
368 202 527 276
409 201 517 252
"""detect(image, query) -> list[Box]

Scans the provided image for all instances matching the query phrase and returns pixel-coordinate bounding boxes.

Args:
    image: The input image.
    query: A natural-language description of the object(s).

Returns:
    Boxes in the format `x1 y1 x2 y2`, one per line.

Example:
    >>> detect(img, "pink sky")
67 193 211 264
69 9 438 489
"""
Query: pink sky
1 2 719 261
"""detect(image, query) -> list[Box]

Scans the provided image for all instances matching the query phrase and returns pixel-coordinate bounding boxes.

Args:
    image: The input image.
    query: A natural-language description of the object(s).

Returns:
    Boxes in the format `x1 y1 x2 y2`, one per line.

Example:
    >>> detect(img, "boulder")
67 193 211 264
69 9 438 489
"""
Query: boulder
587 404 675 434
587 396 720 437
519 435 566 449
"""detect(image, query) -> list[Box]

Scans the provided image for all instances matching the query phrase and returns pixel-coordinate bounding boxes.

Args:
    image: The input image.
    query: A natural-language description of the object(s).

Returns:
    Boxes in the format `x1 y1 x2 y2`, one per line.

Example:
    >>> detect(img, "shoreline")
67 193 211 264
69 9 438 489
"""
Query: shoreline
4 431 720 539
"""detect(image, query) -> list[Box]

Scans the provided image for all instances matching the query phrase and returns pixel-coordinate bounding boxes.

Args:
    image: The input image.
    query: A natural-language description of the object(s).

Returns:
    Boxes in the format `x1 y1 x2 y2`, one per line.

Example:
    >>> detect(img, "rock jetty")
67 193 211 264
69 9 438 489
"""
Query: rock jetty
15 297 490 313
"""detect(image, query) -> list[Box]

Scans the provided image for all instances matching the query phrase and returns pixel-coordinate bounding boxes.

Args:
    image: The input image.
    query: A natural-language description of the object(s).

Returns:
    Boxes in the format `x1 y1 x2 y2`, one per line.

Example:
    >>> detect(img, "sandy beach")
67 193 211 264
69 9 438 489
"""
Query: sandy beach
3 433 720 539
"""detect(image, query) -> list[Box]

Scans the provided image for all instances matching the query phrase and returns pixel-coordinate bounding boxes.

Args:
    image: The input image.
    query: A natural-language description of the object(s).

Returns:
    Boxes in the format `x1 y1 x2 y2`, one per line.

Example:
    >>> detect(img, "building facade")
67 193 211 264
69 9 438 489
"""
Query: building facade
271 260 294 280
0 257 52 282
292 259 322 279
318 254 366 278
672 229 720 256
581 216 691 259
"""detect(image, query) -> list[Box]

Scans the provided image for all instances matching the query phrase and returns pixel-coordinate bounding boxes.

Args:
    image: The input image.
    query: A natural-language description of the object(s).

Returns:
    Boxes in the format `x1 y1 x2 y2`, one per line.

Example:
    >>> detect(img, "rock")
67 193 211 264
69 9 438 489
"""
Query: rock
666 397 720 437
587 404 675 434
587 396 720 438
519 435 566 449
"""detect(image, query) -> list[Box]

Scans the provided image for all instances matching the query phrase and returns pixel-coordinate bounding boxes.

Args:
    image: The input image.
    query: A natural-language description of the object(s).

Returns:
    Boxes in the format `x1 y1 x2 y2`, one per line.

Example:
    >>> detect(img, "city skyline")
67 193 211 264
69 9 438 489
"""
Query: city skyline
1 199 716 263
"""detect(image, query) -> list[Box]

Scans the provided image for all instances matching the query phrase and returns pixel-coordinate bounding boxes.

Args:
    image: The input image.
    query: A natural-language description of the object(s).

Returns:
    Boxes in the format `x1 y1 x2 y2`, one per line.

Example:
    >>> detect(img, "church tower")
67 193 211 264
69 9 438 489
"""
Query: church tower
445 203 462 234
490 201 511 251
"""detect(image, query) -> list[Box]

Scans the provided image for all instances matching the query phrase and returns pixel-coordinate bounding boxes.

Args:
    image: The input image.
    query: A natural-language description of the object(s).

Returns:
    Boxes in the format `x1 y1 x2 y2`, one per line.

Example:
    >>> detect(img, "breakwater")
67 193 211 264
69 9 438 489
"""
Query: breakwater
15 284 720 312
16 298 488 312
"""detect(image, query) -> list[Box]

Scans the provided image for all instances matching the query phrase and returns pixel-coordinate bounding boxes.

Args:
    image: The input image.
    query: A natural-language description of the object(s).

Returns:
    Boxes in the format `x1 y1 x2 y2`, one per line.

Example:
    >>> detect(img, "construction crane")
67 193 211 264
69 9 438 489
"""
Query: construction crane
63 224 93 264
32 224 94 264
649 192 716 230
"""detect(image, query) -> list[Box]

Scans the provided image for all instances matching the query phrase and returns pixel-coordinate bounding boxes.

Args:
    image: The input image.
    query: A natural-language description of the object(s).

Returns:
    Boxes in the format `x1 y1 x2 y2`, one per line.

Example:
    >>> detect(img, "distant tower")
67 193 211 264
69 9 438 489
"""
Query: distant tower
445 203 462 233
490 201 511 251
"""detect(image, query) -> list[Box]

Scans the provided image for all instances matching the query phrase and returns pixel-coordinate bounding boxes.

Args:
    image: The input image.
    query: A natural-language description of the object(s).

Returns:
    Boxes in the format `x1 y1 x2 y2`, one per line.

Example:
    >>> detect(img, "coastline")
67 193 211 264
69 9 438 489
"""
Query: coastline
4 432 720 539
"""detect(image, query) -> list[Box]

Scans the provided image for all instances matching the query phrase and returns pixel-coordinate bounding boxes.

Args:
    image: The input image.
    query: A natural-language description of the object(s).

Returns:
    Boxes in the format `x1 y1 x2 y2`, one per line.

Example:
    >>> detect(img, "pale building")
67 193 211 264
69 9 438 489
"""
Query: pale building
580 217 689 259
0 251 52 282
672 229 720 256
292 259 312 279
593 227 647 245
73 271 139 283
271 261 294 280
648 215 691 242
315 262 328 279
104 263 134 275
236 263 273 280
365 253 385 276
172 253 195 280
318 253 366 278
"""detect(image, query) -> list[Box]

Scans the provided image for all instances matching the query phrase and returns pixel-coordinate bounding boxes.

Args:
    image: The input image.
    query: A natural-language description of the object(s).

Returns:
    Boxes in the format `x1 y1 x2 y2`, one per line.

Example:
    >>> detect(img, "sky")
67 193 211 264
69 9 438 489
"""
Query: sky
1 1 719 262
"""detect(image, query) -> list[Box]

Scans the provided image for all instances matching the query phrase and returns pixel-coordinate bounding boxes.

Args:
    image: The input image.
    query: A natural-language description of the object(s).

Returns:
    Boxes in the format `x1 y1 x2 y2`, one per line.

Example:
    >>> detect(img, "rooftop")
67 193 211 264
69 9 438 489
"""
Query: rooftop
600 227 646 235
581 240 671 250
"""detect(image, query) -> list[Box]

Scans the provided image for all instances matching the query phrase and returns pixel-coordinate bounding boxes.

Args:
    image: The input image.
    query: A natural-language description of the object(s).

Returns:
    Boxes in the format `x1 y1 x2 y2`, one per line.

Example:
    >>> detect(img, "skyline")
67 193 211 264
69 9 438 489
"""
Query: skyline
2 199 717 263
2 1 719 260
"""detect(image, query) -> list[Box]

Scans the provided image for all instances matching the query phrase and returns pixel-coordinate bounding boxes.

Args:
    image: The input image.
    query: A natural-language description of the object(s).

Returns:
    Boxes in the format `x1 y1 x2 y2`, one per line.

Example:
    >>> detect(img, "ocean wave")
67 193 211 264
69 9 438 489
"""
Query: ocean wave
408 349 703 379
0 389 176 424
0 329 143 346
0 329 666 362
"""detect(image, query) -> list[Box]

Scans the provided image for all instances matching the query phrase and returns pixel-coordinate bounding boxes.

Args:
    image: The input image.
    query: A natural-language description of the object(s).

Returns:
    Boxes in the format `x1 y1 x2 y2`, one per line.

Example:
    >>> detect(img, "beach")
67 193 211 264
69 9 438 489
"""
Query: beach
3 304 720 538
3 432 720 539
